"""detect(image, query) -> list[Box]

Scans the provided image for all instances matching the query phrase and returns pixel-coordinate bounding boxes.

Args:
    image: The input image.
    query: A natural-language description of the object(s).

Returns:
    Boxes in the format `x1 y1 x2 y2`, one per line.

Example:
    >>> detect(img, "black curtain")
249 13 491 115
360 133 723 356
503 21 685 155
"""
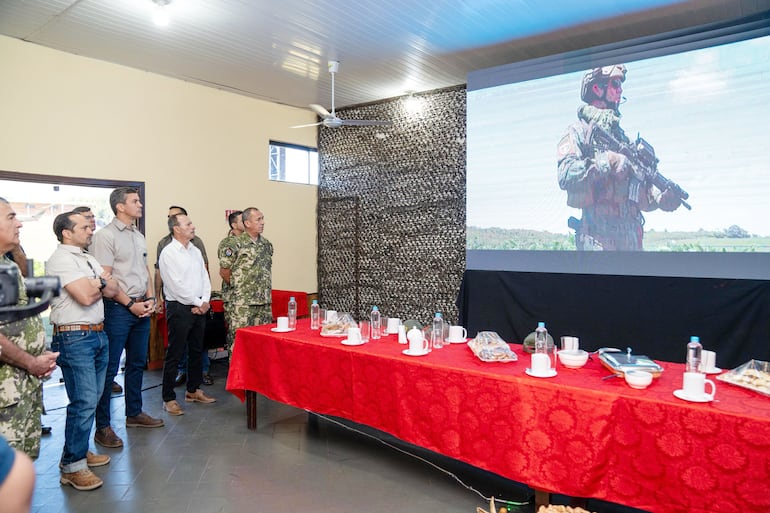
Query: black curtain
457 270 770 369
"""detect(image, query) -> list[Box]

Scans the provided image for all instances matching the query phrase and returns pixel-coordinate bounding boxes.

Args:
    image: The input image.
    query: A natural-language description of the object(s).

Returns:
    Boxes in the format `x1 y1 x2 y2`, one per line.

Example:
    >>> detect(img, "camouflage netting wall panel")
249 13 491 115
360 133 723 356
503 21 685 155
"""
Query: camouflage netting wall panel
317 85 466 326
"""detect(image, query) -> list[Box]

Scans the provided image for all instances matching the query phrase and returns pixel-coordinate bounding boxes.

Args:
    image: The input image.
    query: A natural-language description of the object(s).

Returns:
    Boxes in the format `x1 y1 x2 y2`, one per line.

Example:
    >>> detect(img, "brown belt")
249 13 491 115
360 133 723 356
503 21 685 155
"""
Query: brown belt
53 323 104 334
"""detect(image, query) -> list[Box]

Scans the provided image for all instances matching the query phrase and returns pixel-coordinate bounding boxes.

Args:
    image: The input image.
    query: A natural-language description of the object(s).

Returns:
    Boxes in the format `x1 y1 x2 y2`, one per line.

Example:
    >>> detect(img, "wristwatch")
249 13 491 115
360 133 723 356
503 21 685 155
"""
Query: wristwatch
125 299 136 309
98 277 107 290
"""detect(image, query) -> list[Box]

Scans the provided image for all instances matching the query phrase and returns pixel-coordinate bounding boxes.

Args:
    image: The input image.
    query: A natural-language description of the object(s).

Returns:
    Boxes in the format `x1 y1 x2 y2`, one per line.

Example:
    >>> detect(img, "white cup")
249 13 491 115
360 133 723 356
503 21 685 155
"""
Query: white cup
347 326 362 344
682 371 716 399
397 325 407 344
276 316 289 330
386 317 400 334
326 310 337 323
407 328 428 354
531 353 550 374
447 325 467 342
560 336 579 351
700 350 717 372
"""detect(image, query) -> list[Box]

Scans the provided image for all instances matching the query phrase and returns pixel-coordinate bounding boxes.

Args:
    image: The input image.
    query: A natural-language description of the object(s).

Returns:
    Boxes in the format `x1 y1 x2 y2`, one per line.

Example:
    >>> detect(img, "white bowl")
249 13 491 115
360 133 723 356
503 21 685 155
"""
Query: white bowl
558 349 588 369
624 370 653 389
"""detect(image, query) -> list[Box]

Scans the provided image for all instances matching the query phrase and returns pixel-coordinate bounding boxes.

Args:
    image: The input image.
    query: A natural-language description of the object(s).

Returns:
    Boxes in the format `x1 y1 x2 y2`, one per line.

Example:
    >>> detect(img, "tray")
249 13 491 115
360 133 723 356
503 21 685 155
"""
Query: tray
598 350 663 377
716 359 770 396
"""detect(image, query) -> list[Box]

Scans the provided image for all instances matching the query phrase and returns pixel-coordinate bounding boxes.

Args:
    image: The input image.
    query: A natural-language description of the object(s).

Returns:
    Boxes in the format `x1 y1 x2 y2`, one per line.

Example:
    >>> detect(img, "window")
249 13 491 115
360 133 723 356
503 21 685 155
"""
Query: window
269 141 318 185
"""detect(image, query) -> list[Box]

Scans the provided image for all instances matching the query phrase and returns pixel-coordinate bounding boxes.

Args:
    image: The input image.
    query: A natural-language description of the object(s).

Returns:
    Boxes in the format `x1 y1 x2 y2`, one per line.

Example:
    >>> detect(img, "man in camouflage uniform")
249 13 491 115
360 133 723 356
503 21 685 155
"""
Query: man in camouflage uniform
557 65 682 250
218 208 272 346
217 210 243 351
0 198 58 458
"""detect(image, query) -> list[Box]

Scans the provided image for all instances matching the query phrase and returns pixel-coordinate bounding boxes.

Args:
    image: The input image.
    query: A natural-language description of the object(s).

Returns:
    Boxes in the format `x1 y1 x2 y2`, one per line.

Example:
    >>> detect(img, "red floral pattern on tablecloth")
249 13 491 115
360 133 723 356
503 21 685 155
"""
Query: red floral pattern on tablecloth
226 321 770 513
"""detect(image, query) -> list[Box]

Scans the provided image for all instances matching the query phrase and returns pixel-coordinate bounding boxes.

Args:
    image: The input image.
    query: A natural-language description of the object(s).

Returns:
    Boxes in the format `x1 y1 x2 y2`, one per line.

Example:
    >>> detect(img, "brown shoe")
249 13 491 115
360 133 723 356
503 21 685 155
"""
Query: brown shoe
60 468 103 491
126 412 165 428
59 451 111 470
94 426 123 448
185 389 216 404
163 400 184 416
111 381 123 394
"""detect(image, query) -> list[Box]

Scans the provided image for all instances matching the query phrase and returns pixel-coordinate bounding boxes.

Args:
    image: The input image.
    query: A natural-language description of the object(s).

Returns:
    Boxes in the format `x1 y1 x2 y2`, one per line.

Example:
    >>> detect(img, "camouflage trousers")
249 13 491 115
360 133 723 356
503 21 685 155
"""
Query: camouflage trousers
229 303 273 356
0 380 43 459
223 301 235 350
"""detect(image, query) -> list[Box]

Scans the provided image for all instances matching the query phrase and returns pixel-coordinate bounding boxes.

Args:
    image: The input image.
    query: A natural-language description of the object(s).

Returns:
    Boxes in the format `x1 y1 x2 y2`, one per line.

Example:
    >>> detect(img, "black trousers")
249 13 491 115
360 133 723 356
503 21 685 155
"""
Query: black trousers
162 301 205 402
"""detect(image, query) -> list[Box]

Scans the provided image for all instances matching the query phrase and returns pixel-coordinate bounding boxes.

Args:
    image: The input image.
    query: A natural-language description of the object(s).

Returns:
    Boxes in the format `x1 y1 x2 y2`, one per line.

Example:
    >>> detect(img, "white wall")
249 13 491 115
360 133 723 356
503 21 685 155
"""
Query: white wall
0 35 319 293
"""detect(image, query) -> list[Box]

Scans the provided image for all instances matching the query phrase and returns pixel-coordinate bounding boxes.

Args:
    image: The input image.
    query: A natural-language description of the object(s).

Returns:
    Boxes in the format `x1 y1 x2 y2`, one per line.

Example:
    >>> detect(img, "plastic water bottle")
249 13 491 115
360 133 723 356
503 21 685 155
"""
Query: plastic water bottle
431 312 444 349
535 322 548 354
310 299 320 330
287 296 297 329
370 306 381 340
686 335 702 373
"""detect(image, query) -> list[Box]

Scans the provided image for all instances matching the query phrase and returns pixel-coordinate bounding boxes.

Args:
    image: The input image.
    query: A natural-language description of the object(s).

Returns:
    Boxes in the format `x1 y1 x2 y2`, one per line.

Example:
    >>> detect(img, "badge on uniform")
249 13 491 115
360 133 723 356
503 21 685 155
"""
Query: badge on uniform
224 248 233 257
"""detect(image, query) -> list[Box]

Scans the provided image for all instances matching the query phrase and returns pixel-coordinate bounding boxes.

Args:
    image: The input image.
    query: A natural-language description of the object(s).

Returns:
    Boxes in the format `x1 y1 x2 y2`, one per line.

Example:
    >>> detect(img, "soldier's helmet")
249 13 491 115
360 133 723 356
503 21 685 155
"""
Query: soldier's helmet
580 64 627 103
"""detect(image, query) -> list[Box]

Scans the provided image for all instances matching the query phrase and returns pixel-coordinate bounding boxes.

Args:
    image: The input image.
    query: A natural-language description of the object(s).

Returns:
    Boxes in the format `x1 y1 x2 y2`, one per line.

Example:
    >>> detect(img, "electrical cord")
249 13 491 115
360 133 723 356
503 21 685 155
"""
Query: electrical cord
309 410 531 510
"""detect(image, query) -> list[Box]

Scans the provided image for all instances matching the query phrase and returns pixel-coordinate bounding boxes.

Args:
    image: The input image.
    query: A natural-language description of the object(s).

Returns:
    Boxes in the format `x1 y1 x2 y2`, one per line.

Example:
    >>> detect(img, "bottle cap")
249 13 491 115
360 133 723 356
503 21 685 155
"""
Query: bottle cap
690 336 700 342
538 321 545 328
290 296 295 301
312 299 318 304
372 306 379 311
435 312 442 317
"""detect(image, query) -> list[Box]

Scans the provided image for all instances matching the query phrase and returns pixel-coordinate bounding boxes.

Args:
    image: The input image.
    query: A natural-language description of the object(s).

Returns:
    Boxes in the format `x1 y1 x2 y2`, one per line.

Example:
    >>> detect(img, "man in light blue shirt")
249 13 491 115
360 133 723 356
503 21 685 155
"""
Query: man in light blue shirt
158 214 215 415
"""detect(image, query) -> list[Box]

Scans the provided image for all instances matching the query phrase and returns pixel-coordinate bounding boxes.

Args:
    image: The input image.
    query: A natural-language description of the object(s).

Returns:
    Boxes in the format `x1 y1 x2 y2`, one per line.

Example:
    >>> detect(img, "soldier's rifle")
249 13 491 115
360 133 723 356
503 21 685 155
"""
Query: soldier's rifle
590 124 691 210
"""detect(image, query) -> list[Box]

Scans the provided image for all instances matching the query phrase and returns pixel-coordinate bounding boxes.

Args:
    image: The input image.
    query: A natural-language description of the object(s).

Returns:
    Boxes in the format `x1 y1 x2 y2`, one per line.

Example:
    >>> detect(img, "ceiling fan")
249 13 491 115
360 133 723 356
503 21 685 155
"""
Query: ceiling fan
292 61 392 129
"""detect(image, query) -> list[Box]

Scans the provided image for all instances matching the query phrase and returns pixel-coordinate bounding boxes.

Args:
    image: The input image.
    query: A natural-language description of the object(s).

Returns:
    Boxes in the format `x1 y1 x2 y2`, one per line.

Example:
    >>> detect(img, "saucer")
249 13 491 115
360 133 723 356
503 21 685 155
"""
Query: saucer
341 338 365 346
702 367 722 375
525 368 557 378
402 348 430 357
270 327 294 333
673 389 714 403
446 338 468 344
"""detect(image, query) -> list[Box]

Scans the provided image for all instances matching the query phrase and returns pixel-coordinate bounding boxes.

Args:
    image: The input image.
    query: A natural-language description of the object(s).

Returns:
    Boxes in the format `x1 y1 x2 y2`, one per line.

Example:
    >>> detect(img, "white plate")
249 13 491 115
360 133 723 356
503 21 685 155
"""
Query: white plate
402 348 430 357
525 368 557 378
446 338 468 344
673 389 714 403
270 327 294 333
703 367 722 375
340 338 365 346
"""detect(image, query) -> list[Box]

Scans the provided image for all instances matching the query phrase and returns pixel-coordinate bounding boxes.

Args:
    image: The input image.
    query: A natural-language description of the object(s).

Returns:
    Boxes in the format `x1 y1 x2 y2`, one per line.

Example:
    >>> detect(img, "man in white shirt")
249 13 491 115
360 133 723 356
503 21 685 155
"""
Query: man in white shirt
158 214 216 415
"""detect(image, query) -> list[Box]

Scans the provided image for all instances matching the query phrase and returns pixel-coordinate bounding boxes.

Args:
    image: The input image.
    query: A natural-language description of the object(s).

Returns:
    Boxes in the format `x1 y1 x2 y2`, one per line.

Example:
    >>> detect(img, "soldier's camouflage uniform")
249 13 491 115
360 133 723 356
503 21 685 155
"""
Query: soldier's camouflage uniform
218 233 273 346
557 104 658 251
0 256 47 458
217 233 238 349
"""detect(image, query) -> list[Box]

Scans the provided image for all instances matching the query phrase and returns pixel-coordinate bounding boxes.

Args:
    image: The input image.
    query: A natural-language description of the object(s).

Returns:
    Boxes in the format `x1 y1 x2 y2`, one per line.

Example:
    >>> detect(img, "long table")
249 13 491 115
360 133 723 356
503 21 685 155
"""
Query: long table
226 320 770 513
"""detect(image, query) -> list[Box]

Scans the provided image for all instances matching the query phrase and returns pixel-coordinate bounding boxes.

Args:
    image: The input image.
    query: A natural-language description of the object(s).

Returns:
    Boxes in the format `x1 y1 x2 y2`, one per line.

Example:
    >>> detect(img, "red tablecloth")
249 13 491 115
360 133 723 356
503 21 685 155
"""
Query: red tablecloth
226 320 770 513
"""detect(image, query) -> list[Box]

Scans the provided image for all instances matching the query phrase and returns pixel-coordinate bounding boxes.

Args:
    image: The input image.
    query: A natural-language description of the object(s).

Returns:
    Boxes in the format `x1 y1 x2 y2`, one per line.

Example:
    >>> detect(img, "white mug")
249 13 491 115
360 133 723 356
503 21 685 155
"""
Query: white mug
531 353 551 374
700 350 717 372
386 317 401 334
682 371 716 399
276 316 289 330
347 327 362 344
447 325 467 341
407 328 428 354
325 310 337 323
560 336 579 351
397 324 407 344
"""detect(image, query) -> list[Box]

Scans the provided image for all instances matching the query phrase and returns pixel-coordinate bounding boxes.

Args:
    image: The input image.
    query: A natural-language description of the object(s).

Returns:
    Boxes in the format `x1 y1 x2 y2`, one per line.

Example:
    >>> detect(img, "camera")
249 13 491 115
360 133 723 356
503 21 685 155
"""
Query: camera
0 264 60 323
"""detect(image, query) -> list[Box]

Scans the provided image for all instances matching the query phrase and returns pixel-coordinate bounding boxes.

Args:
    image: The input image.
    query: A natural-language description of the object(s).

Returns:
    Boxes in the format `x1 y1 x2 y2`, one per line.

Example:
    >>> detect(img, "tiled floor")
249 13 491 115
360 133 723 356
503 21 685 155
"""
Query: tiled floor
33 358 646 513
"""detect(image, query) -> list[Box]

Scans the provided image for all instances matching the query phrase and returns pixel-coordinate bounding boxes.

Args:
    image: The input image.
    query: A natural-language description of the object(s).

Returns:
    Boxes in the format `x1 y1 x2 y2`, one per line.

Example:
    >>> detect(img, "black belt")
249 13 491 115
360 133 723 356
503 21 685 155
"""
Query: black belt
53 323 104 334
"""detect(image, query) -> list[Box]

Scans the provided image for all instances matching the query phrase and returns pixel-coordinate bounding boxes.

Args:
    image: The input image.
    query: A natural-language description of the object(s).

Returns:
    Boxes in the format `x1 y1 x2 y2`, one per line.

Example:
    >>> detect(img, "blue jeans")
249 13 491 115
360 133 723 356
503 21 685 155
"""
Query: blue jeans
52 330 108 472
178 346 210 374
96 300 151 429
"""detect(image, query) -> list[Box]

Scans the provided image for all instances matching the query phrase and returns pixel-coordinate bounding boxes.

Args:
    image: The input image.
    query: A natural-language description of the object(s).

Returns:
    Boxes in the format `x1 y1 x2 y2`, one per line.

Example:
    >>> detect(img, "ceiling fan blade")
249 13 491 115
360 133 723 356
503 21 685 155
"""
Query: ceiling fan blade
291 121 324 128
340 119 392 126
309 104 331 118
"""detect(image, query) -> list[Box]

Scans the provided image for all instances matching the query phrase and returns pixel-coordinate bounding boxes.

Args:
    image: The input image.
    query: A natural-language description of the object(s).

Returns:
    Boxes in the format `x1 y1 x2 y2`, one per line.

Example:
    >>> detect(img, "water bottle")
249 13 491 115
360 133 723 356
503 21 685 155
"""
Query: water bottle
310 299 320 330
287 296 297 330
686 335 702 373
431 312 444 349
534 322 548 354
370 306 381 340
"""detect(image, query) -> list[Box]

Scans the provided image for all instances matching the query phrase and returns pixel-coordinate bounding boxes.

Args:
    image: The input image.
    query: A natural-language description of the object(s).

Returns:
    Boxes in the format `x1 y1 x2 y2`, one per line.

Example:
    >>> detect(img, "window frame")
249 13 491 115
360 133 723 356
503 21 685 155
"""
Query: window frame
268 140 319 185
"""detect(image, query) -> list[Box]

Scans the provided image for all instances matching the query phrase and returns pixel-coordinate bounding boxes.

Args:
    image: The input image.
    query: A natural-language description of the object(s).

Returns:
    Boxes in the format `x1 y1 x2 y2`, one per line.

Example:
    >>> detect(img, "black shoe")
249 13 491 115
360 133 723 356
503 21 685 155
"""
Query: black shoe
41 425 52 435
202 374 214 386
174 372 187 387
